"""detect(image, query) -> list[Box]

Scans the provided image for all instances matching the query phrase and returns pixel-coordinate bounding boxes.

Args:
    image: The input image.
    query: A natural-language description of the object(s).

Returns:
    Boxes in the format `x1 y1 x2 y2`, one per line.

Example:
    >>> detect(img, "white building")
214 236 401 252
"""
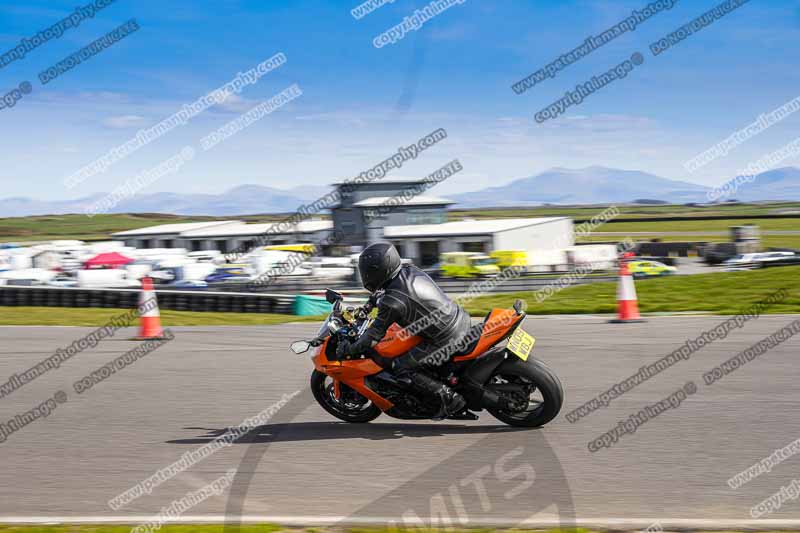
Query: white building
179 220 332 253
111 216 575 266
112 220 333 253
383 217 573 266
112 221 238 250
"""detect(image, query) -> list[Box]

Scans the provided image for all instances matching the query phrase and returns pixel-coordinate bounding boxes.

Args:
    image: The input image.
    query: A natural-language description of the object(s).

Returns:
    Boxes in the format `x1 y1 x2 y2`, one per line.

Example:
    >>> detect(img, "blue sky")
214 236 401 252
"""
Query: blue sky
0 0 798 201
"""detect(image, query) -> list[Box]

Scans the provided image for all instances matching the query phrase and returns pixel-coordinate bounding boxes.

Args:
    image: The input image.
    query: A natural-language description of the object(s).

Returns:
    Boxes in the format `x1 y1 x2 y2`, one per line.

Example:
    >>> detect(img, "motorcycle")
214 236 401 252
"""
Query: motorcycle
290 289 563 427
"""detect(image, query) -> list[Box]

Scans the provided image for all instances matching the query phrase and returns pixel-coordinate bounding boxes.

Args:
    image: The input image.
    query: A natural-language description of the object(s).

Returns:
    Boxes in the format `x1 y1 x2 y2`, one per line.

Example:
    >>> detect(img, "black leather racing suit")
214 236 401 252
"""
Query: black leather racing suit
344 264 472 373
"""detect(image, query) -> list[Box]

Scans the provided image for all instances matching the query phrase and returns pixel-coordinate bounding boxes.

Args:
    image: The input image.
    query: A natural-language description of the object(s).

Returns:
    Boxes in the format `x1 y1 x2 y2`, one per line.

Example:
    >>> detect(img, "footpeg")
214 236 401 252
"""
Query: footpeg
448 410 479 421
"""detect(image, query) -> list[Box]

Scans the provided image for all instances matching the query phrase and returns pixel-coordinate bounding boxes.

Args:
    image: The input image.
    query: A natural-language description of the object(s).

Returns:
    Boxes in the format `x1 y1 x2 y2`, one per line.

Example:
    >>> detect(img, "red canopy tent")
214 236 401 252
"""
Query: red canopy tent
83 252 134 269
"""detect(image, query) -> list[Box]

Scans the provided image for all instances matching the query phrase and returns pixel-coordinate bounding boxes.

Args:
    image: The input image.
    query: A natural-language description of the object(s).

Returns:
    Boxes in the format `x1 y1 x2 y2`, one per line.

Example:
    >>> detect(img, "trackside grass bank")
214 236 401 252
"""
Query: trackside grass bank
463 266 800 316
1 267 799 325
0 307 324 326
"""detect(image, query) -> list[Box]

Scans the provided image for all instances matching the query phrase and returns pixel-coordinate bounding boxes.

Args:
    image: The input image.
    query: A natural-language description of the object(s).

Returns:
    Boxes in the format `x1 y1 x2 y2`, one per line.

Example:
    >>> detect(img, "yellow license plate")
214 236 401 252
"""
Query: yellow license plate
507 327 535 361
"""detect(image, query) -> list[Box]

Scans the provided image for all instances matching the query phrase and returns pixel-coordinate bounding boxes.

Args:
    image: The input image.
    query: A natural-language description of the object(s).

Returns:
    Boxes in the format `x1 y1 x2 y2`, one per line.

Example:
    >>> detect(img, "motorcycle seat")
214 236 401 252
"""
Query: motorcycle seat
450 317 487 357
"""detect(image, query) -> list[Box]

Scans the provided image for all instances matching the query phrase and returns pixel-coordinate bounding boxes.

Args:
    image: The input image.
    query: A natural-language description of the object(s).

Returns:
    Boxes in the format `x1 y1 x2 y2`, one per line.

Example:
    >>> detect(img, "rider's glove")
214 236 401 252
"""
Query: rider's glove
365 290 383 312
336 339 353 358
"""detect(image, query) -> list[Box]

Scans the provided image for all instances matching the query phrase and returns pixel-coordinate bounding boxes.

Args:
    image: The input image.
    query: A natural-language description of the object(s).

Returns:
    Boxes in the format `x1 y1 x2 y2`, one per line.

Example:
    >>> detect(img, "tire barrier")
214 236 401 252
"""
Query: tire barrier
0 286 295 314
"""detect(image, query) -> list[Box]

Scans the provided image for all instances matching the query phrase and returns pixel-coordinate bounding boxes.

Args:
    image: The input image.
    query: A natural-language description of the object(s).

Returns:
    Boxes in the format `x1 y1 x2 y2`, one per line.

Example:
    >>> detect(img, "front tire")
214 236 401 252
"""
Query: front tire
486 356 564 427
310 370 382 423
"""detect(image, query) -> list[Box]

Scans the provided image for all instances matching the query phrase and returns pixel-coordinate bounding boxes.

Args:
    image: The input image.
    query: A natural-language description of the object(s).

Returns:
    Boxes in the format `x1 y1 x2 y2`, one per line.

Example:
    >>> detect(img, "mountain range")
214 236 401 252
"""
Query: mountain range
450 166 800 207
450 166 712 207
0 184 331 217
3 167 799 217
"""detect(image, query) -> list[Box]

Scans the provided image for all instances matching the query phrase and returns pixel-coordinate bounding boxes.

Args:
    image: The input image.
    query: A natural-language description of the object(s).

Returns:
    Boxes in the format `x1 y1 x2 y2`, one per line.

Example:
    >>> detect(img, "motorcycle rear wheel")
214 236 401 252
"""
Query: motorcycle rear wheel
310 370 382 423
486 356 564 427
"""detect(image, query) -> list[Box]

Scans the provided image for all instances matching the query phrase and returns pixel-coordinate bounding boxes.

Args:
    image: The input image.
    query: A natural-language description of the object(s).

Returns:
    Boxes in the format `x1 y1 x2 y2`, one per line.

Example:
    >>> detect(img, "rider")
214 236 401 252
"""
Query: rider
336 242 472 419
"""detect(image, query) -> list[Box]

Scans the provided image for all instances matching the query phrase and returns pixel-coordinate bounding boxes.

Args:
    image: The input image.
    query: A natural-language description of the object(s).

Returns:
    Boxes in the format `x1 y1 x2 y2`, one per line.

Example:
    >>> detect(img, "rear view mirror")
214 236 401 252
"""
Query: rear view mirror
325 289 343 304
290 340 311 354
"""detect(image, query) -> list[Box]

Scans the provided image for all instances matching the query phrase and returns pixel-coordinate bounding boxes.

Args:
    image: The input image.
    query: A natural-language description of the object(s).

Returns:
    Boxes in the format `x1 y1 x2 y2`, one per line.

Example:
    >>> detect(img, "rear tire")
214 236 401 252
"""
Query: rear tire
486 356 564 427
310 370 382 423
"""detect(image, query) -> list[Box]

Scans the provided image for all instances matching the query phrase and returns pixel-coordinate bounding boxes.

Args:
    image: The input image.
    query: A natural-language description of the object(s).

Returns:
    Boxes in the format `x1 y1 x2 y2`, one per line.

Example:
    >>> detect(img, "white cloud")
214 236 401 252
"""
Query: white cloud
214 93 258 114
295 111 369 128
102 115 147 129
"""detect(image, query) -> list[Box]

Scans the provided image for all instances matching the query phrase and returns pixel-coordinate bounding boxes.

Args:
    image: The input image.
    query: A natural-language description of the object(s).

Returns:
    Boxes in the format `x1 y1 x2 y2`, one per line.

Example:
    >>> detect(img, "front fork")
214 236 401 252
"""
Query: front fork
333 379 341 400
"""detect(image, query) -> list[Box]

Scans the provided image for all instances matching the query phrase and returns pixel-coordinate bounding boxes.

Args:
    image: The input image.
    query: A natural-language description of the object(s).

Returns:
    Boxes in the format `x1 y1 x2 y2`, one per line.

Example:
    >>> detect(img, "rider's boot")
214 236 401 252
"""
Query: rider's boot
406 372 466 420
393 352 467 420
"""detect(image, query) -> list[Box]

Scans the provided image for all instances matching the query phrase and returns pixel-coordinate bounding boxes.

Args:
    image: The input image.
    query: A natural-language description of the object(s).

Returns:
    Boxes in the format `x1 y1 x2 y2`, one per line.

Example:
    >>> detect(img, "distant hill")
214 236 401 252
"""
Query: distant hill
0 184 327 217
451 166 800 207
727 167 800 202
451 166 711 207
2 166 800 217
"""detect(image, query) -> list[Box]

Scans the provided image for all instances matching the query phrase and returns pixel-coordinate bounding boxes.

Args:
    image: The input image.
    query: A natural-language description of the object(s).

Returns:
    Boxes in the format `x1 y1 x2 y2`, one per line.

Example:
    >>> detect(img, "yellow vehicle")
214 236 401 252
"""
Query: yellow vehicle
628 260 677 278
490 249 528 270
440 252 500 278
264 243 317 254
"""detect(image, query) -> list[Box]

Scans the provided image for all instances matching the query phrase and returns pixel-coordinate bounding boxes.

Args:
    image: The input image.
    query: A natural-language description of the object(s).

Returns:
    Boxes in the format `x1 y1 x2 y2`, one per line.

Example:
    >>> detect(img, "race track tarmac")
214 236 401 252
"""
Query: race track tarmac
1 315 798 526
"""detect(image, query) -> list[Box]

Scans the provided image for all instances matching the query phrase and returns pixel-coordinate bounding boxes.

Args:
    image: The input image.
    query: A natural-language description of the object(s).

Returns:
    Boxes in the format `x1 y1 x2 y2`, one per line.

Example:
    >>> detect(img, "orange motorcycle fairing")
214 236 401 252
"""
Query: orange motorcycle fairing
454 309 523 362
373 323 422 358
312 338 394 411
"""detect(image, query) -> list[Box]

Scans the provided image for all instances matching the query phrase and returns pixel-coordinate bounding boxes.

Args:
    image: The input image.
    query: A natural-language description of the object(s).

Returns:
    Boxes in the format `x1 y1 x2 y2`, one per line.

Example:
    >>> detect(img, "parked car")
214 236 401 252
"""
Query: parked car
0 268 57 285
187 250 224 264
489 250 528 271
264 243 316 255
205 264 252 283
247 249 311 278
76 269 140 288
47 273 78 287
628 260 677 278
722 251 796 271
440 252 500 278
170 279 208 289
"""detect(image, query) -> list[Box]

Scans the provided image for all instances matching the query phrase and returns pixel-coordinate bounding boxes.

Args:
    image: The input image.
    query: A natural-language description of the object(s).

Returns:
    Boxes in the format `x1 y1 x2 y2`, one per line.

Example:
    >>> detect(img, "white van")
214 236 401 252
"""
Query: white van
302 257 354 279
76 269 141 288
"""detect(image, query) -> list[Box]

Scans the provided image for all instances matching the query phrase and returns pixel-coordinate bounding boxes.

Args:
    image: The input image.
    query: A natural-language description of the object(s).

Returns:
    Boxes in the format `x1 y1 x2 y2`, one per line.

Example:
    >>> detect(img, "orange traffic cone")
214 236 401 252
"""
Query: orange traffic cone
135 277 165 339
610 253 645 323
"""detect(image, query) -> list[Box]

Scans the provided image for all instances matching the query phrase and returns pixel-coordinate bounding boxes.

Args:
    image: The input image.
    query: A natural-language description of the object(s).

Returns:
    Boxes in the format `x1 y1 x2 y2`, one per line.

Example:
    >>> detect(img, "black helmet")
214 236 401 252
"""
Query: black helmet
358 242 402 292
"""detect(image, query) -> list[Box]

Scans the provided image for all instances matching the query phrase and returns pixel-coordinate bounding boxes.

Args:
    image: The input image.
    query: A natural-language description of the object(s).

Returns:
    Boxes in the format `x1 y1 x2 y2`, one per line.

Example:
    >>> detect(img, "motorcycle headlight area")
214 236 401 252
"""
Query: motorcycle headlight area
327 317 343 334
316 320 331 339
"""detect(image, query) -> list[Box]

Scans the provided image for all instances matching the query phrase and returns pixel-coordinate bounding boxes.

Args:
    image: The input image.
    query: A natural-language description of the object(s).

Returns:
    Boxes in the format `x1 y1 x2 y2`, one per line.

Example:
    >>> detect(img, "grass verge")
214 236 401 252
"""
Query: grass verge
0 307 323 326
2 268 799 325
595 217 800 232
0 213 294 243
577 234 800 249
463 266 800 316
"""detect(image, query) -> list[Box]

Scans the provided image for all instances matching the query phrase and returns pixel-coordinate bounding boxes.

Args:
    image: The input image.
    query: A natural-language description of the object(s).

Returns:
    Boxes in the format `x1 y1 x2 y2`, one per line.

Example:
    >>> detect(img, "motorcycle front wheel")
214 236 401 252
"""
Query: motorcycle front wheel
310 370 382 423
486 356 564 427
